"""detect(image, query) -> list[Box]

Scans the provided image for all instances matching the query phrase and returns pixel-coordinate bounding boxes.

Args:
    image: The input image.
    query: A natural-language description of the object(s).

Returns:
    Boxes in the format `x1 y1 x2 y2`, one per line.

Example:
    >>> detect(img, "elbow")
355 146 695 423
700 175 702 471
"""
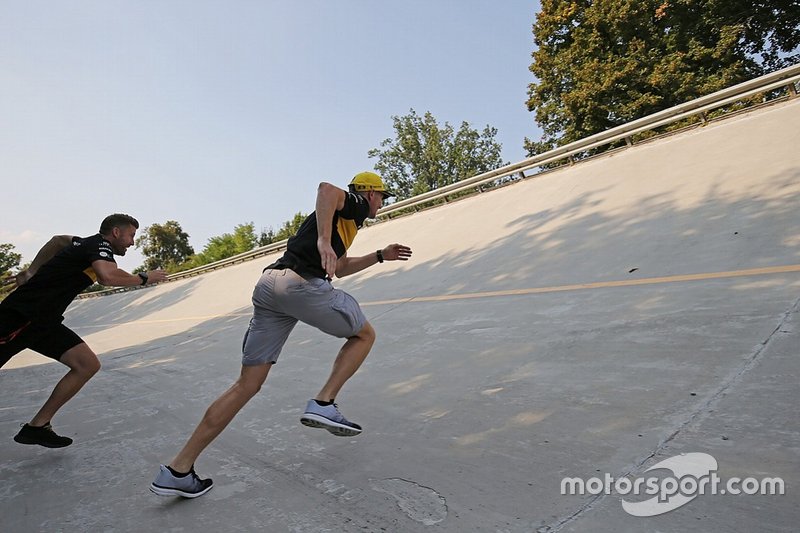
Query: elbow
318 182 346 210
94 270 113 286
318 182 337 195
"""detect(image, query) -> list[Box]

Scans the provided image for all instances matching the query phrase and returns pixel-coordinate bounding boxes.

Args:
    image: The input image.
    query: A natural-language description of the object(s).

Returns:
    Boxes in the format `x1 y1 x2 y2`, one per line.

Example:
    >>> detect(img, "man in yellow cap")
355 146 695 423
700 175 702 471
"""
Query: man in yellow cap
150 172 412 498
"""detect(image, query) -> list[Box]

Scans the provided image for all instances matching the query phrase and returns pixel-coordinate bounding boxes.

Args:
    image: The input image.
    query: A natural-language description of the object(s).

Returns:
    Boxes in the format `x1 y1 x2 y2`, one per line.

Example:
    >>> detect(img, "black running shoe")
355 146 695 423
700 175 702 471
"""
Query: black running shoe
13 423 73 448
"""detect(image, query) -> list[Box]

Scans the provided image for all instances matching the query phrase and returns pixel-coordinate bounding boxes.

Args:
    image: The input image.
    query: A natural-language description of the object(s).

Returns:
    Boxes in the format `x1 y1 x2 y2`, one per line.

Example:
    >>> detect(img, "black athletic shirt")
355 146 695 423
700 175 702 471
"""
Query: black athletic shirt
1 234 116 322
267 191 370 279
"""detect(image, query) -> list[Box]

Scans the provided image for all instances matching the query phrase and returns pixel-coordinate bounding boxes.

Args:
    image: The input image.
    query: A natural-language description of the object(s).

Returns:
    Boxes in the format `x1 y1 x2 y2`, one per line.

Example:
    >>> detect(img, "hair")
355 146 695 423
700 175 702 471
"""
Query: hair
99 213 139 235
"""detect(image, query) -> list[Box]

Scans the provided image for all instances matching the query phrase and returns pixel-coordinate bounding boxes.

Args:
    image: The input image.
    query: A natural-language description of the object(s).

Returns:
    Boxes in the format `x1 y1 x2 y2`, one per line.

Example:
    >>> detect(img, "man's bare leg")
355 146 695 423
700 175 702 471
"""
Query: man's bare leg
316 321 375 402
30 343 101 427
169 363 272 473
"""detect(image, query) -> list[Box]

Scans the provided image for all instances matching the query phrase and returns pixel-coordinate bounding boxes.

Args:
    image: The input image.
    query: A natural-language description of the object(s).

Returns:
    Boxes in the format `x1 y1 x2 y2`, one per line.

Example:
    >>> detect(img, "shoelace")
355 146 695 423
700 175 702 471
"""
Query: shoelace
187 467 203 482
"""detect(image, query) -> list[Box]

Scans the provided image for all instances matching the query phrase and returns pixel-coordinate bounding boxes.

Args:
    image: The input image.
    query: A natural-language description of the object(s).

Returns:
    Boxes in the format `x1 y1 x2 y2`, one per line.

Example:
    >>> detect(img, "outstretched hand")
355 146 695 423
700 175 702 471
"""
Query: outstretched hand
147 270 169 284
381 244 413 261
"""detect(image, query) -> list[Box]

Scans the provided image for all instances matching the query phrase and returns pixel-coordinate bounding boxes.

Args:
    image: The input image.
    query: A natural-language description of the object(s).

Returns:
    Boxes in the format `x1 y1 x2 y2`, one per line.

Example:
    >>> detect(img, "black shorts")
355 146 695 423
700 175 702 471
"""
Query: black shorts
0 308 84 368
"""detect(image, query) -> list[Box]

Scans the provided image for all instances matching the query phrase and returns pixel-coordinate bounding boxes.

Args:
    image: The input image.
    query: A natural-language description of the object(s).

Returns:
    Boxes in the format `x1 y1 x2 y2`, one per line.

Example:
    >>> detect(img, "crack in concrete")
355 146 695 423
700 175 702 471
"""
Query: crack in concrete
537 296 799 533
369 477 448 526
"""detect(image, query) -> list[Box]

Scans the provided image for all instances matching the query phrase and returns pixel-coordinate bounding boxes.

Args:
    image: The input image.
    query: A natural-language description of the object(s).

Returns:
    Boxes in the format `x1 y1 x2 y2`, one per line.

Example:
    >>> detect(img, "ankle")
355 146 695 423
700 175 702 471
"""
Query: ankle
313 398 335 406
167 465 191 477
169 460 193 474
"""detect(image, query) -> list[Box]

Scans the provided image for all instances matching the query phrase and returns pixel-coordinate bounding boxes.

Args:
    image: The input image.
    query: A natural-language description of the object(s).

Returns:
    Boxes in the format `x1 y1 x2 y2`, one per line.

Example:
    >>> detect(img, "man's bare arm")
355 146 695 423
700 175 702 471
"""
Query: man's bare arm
91 260 168 287
315 182 347 279
335 244 413 278
15 235 74 287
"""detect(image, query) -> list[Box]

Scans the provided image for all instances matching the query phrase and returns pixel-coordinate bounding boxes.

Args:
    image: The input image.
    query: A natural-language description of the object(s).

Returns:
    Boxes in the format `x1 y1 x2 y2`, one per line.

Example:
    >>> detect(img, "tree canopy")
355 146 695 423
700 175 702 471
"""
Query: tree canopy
135 221 195 272
368 109 505 200
259 212 307 246
526 0 800 156
0 243 22 276
181 222 259 269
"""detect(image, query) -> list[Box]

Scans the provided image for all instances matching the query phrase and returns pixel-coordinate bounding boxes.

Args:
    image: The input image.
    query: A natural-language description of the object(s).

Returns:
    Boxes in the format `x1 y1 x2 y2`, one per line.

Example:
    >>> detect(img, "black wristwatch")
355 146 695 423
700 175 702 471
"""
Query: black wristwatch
376 249 384 263
138 272 148 285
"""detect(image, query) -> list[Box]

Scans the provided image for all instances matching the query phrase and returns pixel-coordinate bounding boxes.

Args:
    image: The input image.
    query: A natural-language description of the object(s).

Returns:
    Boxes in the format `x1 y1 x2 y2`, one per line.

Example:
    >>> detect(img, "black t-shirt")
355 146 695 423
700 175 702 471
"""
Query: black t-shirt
1 234 116 322
267 191 370 279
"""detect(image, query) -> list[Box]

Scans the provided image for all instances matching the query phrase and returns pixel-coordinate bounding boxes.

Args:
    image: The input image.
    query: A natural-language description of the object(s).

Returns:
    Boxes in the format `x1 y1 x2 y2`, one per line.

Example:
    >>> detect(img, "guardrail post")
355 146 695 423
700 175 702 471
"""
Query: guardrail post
624 136 633 147
788 82 799 98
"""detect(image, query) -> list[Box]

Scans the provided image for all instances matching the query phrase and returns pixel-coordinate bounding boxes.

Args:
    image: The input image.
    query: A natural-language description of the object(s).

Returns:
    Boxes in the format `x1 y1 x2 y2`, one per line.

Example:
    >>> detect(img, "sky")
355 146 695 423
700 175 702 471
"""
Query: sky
1 1 542 269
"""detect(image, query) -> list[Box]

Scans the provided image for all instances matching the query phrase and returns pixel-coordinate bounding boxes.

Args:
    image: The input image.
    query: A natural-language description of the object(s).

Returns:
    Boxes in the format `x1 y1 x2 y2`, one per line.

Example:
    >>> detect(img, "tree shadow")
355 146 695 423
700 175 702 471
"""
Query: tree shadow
64 277 205 327
339 167 800 302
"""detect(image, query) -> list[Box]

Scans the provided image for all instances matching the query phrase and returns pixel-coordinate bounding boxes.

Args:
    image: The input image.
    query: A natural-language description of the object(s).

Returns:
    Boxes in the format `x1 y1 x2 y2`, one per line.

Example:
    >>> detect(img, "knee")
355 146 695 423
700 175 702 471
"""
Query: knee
238 380 262 398
357 321 376 345
236 372 266 398
79 357 101 377
67 352 101 377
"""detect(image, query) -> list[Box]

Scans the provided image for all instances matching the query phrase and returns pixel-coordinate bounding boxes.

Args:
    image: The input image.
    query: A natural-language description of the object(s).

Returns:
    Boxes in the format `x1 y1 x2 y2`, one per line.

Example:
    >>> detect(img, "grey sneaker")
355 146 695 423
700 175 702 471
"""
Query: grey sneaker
149 465 213 498
300 400 362 437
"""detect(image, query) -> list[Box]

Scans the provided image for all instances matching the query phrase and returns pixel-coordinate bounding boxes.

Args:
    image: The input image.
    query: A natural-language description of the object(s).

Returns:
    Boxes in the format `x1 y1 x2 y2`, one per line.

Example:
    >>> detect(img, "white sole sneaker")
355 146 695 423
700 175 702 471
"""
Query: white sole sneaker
301 413 362 437
149 465 214 498
149 482 214 498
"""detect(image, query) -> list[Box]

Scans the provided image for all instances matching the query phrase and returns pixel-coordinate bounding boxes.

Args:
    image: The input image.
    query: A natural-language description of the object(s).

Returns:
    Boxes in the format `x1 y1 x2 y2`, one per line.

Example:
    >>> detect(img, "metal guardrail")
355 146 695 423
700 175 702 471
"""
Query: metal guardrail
73 62 800 298
378 62 800 217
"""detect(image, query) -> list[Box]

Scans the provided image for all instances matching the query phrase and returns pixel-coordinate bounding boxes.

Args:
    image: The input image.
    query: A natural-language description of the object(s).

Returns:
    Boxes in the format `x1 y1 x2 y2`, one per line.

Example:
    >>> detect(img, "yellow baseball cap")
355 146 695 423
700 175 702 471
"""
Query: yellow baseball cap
350 171 394 198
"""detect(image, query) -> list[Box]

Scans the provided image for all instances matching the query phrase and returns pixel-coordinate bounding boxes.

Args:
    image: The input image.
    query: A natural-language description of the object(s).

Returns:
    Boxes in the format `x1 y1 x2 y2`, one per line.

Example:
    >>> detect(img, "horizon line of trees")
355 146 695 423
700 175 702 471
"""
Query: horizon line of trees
134 213 307 275
133 108 506 276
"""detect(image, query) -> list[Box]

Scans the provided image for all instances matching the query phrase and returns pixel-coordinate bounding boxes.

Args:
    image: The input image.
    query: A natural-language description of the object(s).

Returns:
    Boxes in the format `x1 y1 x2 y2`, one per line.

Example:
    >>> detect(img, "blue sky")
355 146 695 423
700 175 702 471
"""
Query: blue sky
1 1 542 269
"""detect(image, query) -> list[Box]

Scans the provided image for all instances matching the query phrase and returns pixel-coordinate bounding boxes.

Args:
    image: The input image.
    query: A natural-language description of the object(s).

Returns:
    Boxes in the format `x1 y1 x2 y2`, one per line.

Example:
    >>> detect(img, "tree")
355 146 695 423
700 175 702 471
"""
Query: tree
0 243 22 278
259 212 307 245
135 221 194 272
525 0 800 156
183 222 259 268
0 243 22 300
368 109 505 200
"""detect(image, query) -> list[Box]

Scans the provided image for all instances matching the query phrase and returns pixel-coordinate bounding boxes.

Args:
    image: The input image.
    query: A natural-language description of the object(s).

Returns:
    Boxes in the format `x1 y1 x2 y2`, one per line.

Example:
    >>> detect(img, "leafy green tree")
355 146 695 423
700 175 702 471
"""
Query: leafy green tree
135 221 195 272
184 222 258 267
0 243 22 277
0 243 22 300
526 0 800 156
259 212 307 245
368 109 505 200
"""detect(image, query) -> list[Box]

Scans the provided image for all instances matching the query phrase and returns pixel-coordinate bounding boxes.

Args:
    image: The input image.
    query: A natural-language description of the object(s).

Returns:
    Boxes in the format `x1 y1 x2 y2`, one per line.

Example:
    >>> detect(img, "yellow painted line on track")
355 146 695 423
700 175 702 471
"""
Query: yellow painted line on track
361 264 800 307
76 264 800 328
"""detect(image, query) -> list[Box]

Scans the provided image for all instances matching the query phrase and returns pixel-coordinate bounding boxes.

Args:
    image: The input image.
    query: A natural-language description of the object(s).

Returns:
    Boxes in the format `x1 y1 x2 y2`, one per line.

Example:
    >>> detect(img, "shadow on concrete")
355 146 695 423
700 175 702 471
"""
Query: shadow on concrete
341 167 800 302
65 277 206 328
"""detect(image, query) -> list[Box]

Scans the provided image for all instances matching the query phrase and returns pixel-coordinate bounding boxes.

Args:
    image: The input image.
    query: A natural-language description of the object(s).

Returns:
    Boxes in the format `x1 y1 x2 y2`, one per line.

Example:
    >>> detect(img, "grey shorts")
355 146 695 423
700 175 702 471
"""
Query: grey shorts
241 269 367 366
